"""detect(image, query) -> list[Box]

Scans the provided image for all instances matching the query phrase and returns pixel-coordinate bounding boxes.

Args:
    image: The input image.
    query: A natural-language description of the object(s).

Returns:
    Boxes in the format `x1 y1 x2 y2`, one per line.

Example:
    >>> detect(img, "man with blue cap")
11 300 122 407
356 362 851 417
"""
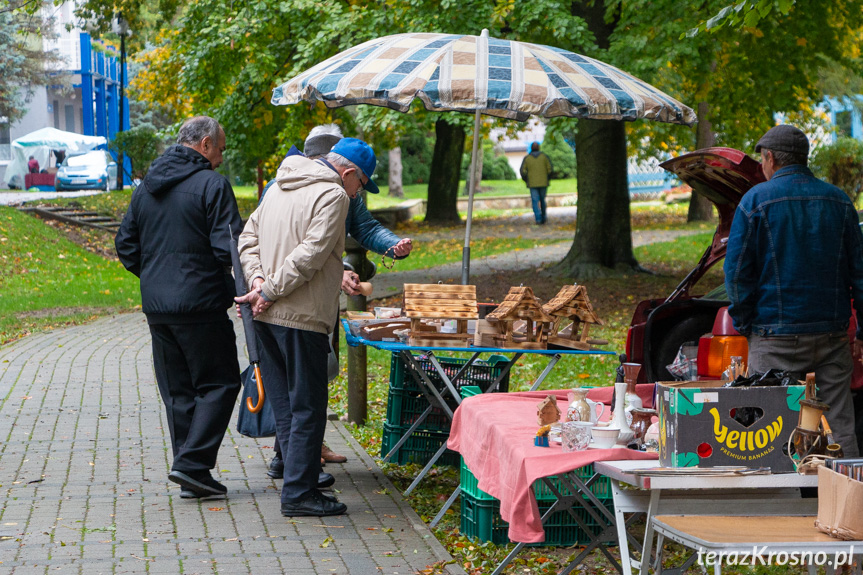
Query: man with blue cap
235 137 382 516
253 125 413 479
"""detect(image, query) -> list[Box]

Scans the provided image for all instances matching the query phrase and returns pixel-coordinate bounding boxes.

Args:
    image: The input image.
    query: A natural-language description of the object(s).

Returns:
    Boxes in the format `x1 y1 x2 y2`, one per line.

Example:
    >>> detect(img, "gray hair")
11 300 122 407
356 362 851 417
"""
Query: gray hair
177 116 222 146
325 151 362 176
767 148 808 168
306 123 343 141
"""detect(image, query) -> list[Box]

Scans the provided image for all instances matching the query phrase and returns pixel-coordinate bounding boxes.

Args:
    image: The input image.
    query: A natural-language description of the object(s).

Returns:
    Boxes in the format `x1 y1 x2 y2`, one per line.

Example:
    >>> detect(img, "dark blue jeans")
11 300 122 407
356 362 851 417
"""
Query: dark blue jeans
256 322 329 503
529 187 547 224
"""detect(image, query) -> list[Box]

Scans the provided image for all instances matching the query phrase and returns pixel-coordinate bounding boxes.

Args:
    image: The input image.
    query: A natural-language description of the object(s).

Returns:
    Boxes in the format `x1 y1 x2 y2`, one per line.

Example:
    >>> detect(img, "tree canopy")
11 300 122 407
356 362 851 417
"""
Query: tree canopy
80 0 598 177
0 1 65 123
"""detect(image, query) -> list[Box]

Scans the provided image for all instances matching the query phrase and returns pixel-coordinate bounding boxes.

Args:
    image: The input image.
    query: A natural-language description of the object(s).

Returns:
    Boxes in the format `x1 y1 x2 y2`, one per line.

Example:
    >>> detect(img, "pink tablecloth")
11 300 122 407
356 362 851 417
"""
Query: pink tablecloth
447 385 657 543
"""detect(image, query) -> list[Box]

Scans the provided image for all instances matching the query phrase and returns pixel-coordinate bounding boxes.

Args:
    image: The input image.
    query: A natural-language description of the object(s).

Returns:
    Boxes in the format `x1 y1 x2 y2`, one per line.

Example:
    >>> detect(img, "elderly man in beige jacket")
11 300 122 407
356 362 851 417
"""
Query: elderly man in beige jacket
236 138 377 517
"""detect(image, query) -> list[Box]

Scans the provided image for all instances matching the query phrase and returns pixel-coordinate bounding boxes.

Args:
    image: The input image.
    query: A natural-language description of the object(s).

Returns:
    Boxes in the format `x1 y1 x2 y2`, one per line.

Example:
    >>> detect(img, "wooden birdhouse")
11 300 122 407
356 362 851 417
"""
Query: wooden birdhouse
537 395 561 426
542 284 606 350
484 286 554 349
405 283 478 347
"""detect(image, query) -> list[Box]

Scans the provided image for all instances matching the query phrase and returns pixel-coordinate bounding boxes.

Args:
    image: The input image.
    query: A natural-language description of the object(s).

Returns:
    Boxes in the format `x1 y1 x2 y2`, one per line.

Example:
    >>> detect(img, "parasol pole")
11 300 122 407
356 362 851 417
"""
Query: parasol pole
461 29 489 286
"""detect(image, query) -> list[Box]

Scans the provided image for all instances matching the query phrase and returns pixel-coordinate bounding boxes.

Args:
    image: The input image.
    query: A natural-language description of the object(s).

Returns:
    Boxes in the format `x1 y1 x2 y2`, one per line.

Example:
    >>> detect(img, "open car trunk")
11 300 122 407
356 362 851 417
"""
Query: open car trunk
629 147 765 382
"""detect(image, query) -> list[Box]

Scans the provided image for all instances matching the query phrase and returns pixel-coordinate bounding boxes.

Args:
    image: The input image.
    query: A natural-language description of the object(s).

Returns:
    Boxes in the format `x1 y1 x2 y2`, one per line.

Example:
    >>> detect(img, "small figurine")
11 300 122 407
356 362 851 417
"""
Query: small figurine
537 395 561 426
535 423 554 447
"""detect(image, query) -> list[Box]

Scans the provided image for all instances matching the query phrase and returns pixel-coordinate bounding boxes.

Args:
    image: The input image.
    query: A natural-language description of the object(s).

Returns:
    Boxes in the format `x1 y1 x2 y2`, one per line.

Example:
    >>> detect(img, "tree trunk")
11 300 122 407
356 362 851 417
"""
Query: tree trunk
426 119 464 224
465 141 483 194
688 101 715 222
552 119 638 278
388 147 404 198
256 161 264 201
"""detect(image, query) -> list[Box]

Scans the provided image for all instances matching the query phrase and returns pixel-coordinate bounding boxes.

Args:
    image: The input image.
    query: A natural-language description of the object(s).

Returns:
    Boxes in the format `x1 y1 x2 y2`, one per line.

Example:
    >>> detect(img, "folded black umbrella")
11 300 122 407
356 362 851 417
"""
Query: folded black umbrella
230 227 264 413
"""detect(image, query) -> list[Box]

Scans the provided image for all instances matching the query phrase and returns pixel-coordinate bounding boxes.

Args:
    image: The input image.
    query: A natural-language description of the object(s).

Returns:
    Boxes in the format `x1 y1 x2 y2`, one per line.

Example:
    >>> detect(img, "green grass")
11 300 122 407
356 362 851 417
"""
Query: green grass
234 177 578 211
42 177 576 222
48 189 261 221
0 206 141 344
375 236 569 274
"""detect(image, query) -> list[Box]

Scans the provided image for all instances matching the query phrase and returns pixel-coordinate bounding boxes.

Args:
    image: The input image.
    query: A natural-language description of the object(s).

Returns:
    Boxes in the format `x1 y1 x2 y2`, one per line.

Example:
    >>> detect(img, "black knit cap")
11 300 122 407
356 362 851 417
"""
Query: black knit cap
755 125 810 156
303 134 342 158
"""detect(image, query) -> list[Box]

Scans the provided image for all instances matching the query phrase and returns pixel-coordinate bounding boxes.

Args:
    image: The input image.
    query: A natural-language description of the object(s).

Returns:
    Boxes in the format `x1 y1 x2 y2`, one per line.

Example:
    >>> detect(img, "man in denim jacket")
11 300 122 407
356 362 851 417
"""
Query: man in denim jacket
725 124 863 456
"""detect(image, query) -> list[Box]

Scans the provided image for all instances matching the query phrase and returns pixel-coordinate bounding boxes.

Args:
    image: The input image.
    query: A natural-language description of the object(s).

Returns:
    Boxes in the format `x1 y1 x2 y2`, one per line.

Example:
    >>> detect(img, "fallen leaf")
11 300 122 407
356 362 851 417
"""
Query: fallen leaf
208 507 224 512
320 536 333 548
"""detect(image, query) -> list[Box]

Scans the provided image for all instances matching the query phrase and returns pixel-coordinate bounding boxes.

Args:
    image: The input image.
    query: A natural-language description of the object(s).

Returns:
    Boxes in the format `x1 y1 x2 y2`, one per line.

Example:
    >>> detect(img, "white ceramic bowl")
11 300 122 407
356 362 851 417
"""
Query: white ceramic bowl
591 426 621 449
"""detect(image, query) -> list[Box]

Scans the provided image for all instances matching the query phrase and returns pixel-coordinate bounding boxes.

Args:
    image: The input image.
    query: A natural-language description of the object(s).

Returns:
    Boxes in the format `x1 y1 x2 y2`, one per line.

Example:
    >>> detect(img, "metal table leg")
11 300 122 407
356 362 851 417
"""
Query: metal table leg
382 350 454 463
391 350 478 493
490 469 622 575
639 490 661 575
528 353 562 391
430 486 461 528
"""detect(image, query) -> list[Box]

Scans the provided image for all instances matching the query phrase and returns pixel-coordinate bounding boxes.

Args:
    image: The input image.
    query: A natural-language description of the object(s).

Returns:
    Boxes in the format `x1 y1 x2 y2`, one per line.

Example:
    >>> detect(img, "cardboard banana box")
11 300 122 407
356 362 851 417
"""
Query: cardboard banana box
657 380 805 472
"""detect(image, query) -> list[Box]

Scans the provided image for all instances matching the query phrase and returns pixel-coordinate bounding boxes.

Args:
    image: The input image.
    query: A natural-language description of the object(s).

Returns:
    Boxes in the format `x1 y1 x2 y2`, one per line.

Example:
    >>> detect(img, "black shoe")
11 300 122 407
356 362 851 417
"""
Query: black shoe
281 490 347 517
168 470 227 497
318 472 335 489
179 488 200 499
267 455 284 479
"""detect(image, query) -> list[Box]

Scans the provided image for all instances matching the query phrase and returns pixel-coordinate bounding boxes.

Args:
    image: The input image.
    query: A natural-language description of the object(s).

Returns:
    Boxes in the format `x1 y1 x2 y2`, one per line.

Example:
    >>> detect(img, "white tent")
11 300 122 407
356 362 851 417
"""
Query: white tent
5 128 107 188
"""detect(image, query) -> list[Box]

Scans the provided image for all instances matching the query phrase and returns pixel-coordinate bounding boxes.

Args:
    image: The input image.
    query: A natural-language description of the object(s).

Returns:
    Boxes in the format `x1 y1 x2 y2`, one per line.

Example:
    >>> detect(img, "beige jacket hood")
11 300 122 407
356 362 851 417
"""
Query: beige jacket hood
238 155 349 334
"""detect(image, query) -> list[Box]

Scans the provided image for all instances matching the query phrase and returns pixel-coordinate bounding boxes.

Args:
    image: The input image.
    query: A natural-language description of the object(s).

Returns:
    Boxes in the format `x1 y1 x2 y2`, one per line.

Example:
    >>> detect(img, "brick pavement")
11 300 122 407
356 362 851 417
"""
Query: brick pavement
0 313 465 575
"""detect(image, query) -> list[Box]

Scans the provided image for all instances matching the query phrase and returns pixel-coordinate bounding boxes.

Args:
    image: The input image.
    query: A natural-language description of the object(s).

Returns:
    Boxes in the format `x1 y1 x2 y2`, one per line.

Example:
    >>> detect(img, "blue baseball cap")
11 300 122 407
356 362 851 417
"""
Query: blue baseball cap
331 137 380 194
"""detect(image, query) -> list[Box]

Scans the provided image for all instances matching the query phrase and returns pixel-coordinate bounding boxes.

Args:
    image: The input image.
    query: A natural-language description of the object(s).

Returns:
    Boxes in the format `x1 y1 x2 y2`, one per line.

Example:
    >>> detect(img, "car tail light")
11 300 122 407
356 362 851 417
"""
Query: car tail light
697 335 749 379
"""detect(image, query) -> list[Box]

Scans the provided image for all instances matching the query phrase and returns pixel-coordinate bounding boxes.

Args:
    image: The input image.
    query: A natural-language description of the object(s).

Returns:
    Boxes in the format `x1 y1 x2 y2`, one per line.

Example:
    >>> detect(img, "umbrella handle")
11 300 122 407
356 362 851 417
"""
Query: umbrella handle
246 363 265 413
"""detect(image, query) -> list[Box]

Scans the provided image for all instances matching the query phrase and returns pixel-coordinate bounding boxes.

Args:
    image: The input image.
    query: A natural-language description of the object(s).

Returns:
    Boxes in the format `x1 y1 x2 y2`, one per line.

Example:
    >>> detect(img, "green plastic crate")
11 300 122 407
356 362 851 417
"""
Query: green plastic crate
380 421 460 467
460 461 612 503
385 353 511 433
385 387 451 431
388 352 511 395
460 490 614 547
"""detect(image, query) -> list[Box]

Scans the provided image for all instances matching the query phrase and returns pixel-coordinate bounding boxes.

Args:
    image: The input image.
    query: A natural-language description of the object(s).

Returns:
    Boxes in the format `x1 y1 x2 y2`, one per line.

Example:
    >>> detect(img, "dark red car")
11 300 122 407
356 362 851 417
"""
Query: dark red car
624 147 863 387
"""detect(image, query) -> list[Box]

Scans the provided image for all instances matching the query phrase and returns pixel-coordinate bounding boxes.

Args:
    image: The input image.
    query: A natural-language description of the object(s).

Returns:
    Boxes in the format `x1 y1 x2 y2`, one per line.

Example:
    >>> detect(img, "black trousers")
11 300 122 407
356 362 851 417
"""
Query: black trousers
150 319 241 473
256 322 328 503
749 332 860 457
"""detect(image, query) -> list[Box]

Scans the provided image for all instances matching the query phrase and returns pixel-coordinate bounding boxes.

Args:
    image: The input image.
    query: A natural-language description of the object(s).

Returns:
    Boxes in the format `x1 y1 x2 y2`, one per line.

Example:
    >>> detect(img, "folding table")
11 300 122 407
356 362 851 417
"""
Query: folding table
594 459 821 575
650 514 863 575
447 389 658 574
343 319 616 495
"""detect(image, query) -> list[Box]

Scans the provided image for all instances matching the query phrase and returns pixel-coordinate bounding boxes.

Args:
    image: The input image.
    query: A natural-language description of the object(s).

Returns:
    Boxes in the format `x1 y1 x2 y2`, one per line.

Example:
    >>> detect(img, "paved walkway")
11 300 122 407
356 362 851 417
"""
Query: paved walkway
0 313 464 575
0 190 105 205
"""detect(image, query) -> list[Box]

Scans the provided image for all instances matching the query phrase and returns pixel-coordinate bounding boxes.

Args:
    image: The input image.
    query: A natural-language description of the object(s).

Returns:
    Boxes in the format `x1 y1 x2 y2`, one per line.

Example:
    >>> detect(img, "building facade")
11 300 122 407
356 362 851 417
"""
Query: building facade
0 2 128 187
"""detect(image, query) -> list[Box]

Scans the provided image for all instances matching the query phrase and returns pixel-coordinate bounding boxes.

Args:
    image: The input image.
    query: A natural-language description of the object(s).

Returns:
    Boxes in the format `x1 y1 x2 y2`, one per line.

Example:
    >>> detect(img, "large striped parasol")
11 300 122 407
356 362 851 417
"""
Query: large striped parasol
272 30 696 282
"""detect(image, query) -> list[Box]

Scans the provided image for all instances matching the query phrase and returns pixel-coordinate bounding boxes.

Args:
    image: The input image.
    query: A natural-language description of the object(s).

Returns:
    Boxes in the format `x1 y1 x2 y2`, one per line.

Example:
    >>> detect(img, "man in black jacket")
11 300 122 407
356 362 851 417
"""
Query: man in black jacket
115 116 243 498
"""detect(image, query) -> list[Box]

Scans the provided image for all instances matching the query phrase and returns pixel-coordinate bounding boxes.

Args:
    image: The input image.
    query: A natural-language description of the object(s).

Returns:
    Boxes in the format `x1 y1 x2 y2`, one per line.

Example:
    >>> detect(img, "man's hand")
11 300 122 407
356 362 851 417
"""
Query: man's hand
234 277 273 316
392 237 413 257
854 339 863 364
341 270 360 295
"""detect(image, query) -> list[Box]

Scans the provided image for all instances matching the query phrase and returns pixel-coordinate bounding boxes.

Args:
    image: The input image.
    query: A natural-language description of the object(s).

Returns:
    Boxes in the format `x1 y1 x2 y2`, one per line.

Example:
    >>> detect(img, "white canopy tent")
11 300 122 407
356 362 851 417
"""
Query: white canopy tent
5 128 107 188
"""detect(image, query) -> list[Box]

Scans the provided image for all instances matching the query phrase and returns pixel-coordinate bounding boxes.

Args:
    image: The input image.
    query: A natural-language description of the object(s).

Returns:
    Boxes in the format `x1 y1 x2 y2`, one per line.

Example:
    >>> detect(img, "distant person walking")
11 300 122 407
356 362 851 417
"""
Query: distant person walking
115 116 243 498
28 156 39 174
520 142 552 225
